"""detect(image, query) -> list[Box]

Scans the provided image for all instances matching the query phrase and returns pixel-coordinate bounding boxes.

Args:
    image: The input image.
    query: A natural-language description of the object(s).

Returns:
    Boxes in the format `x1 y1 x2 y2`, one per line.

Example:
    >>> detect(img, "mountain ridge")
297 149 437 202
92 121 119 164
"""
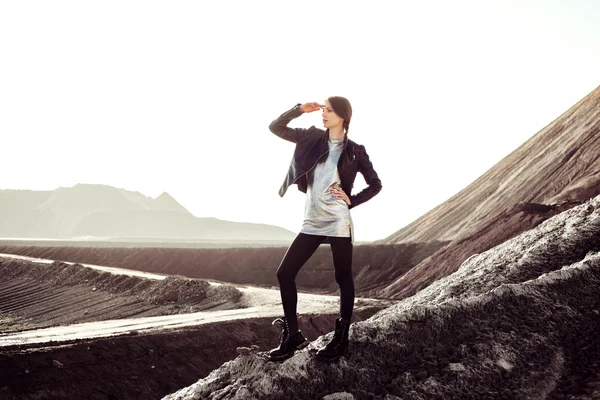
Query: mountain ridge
0 184 295 242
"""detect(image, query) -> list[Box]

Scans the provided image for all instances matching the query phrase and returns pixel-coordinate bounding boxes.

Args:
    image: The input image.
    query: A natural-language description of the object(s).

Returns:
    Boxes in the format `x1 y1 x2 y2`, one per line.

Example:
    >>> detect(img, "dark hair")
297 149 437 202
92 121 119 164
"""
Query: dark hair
317 96 353 169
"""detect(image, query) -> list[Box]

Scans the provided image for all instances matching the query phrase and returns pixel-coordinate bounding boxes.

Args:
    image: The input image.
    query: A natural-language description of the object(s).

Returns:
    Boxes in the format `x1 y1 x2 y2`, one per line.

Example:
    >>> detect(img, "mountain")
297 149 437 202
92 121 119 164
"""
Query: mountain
379 85 600 245
163 194 600 400
0 184 295 242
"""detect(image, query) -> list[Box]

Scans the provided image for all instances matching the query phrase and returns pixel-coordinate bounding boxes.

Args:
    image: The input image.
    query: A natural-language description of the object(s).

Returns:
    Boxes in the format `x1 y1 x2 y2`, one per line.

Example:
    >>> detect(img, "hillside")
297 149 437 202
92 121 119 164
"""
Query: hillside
375 84 600 299
163 193 600 400
380 84 600 245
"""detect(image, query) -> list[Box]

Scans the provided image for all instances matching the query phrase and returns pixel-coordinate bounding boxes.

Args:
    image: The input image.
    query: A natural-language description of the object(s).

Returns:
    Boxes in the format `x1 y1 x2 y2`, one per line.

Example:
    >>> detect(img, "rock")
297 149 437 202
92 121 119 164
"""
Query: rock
236 347 252 355
448 363 466 372
323 392 355 400
236 345 260 355
497 358 514 372
415 371 428 380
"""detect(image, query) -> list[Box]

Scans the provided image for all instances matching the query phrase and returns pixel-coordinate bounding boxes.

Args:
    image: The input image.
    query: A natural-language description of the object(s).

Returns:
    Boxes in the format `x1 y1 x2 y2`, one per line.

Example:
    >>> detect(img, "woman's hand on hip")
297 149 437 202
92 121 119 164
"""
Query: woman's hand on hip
300 102 324 113
330 185 351 206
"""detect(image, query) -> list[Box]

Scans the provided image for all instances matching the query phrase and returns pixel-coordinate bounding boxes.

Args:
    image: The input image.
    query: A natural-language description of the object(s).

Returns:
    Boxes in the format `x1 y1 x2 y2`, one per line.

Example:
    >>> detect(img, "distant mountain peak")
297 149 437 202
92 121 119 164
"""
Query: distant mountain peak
156 191 174 201
153 192 189 213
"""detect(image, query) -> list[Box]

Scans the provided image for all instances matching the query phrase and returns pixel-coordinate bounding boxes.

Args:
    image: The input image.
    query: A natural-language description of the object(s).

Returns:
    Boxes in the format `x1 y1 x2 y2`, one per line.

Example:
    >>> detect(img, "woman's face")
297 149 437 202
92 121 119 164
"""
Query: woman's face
322 100 344 130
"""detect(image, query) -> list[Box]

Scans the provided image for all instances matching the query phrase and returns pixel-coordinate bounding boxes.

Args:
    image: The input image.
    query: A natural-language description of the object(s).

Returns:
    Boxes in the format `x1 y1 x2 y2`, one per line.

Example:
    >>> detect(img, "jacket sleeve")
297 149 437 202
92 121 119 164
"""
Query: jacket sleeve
349 145 382 210
269 104 307 143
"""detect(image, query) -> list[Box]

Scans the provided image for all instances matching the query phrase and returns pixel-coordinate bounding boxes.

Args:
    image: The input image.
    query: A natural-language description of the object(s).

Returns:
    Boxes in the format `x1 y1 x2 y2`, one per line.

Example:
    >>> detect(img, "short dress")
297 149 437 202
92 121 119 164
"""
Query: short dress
299 138 354 243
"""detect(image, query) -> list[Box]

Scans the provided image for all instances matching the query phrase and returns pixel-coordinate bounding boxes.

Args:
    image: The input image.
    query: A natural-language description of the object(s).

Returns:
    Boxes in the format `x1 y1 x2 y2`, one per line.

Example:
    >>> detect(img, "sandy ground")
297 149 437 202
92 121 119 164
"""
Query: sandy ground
0 253 394 347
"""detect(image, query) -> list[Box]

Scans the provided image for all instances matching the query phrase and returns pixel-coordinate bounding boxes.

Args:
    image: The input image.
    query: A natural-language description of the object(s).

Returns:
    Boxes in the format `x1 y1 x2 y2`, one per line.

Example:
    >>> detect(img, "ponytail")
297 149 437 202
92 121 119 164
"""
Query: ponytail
316 129 331 165
342 121 351 169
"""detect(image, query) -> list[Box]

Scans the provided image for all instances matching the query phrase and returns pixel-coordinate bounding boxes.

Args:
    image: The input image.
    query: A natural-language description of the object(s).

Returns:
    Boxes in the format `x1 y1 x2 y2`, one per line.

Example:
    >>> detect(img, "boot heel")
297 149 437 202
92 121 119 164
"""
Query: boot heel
296 338 310 350
316 317 351 362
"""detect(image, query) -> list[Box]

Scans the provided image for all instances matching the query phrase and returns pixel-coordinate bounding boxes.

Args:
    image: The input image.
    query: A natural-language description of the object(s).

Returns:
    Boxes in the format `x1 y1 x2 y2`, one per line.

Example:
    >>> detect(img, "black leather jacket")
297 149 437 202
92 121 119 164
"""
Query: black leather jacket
269 104 382 210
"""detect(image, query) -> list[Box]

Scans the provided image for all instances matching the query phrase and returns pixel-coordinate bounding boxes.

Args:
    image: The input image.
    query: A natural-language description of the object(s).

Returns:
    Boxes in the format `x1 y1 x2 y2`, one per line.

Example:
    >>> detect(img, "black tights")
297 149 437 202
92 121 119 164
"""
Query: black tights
276 233 354 334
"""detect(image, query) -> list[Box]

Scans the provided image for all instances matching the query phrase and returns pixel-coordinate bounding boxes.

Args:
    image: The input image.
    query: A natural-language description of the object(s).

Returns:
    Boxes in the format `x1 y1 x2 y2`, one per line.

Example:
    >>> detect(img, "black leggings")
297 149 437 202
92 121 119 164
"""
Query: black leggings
276 232 354 332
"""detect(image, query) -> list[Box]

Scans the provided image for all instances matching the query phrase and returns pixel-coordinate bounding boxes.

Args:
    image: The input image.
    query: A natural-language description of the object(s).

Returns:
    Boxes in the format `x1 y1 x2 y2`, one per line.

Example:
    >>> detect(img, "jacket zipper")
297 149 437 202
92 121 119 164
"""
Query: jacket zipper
291 149 330 185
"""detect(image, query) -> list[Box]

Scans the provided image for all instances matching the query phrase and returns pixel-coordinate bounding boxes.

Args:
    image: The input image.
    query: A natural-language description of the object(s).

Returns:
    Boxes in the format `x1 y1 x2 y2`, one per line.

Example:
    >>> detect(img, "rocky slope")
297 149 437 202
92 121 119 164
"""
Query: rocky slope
0 310 389 400
163 194 600 400
376 199 581 299
380 84 600 244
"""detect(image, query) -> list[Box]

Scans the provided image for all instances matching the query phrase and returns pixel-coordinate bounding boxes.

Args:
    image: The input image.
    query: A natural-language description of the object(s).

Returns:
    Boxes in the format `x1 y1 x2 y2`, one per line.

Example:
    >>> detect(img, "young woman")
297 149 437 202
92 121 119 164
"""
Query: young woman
267 96 382 362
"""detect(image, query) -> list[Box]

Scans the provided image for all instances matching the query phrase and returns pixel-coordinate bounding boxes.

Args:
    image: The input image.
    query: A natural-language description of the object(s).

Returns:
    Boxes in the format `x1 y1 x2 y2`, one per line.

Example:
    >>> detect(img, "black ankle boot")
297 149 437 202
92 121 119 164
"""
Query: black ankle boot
316 317 351 362
267 316 309 362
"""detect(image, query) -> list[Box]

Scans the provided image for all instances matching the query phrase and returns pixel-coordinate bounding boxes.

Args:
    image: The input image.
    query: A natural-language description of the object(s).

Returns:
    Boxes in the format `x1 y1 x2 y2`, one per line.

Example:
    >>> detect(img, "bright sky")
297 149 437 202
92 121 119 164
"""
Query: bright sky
1 1 599 242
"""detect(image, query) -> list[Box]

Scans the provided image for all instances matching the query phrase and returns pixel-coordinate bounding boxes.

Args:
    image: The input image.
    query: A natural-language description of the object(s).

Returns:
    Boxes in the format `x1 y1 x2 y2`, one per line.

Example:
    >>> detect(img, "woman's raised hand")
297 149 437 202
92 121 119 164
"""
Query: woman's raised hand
300 102 324 113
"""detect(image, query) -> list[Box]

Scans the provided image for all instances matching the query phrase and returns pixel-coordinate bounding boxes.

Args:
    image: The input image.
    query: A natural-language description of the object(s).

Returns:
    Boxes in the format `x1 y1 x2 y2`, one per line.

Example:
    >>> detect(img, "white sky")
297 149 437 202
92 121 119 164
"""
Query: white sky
1 1 599 242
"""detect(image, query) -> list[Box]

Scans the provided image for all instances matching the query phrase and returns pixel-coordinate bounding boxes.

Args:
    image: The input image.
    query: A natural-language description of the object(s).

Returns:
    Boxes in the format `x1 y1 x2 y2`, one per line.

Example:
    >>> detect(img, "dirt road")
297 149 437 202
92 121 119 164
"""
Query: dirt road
0 253 393 347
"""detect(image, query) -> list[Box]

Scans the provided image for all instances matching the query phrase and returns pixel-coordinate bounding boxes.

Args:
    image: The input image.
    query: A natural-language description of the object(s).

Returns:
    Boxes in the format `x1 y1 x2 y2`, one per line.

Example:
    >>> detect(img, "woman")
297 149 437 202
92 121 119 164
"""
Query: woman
266 96 382 362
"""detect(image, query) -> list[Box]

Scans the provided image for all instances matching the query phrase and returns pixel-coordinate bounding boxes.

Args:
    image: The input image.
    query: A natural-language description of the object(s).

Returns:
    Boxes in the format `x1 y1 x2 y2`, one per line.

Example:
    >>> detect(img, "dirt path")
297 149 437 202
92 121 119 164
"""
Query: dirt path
0 254 394 347
0 252 169 280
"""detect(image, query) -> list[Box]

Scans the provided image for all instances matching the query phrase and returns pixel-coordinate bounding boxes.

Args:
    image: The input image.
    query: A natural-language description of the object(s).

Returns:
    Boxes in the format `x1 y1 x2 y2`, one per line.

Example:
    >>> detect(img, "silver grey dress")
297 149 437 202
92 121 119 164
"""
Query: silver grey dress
300 138 354 243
